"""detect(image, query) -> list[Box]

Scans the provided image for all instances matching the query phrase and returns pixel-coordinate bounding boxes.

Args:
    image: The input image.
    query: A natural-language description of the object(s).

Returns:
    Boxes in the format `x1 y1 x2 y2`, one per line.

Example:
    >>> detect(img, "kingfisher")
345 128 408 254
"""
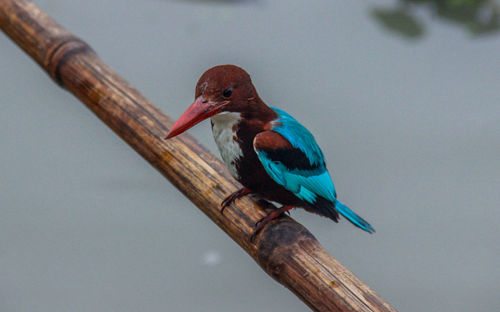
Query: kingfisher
165 65 374 239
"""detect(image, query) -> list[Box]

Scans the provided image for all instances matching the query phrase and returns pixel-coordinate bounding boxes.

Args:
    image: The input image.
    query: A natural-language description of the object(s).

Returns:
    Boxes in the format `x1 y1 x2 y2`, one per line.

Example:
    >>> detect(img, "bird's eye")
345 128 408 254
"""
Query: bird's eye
223 88 233 98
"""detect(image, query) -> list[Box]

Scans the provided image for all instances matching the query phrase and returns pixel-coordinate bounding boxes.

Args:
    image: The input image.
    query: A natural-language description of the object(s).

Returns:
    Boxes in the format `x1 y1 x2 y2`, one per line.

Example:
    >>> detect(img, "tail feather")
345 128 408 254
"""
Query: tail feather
335 200 375 233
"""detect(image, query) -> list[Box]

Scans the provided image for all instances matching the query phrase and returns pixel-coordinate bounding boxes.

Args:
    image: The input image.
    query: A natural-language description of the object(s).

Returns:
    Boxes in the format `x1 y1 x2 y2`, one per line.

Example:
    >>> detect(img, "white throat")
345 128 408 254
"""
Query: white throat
211 112 243 179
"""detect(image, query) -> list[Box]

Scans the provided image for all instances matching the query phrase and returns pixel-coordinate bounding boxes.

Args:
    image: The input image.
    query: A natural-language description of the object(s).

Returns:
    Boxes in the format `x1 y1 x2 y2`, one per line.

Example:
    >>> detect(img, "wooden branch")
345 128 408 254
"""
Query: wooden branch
0 1 397 311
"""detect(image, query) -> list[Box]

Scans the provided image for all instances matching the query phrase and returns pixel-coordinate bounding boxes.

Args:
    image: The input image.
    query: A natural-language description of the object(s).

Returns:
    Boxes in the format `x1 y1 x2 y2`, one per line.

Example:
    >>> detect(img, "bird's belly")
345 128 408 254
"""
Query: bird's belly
211 113 243 180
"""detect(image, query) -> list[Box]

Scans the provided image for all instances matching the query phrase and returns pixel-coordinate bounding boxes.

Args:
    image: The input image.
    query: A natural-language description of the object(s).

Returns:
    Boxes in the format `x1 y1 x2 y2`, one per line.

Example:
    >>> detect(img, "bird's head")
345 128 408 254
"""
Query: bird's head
165 65 260 139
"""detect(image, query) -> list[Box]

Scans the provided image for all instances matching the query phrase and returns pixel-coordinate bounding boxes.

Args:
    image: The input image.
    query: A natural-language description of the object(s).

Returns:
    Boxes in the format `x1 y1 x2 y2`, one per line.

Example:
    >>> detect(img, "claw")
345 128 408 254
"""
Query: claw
250 205 294 243
220 187 252 214
250 232 258 243
254 218 262 228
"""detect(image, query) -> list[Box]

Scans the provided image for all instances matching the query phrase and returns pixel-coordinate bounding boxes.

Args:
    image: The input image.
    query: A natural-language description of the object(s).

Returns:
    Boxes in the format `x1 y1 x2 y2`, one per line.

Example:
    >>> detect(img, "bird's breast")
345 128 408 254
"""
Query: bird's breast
211 112 243 179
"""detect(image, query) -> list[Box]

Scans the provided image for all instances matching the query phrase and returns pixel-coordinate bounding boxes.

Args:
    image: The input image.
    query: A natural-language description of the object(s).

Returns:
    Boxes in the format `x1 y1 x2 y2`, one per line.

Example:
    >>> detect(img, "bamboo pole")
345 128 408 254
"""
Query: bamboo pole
0 1 397 311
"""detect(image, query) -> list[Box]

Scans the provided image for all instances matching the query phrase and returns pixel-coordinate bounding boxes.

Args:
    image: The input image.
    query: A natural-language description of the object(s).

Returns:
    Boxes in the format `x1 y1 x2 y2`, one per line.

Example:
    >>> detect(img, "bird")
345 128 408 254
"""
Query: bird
165 65 374 240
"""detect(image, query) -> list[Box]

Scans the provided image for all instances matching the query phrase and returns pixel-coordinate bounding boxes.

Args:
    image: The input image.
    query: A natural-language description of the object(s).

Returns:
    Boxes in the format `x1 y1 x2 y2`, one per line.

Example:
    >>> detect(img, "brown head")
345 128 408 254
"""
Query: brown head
165 65 270 139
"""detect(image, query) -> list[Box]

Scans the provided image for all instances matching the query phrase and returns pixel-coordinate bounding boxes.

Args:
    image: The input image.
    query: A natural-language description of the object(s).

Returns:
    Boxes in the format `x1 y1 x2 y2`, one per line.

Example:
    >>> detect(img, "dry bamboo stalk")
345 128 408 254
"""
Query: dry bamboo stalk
0 1 397 311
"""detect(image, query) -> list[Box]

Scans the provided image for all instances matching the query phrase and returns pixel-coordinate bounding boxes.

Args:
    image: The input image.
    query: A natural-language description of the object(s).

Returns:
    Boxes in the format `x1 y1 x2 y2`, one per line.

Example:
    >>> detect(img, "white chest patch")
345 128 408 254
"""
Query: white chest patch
211 112 243 179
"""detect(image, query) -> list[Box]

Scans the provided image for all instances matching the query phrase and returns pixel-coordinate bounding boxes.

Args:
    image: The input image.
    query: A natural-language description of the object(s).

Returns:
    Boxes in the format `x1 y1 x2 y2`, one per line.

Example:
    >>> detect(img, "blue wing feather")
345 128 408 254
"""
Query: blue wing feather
270 107 325 166
255 107 336 204
254 107 375 233
257 151 330 203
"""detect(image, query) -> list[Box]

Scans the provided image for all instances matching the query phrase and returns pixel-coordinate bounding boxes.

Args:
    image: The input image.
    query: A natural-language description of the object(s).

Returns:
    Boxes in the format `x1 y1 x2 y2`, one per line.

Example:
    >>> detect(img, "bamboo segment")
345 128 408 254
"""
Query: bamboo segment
0 1 397 311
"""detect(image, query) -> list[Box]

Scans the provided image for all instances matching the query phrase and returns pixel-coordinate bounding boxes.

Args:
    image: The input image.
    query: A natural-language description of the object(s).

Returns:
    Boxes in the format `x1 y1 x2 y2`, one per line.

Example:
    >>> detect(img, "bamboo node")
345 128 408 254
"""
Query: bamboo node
45 36 95 86
257 220 316 281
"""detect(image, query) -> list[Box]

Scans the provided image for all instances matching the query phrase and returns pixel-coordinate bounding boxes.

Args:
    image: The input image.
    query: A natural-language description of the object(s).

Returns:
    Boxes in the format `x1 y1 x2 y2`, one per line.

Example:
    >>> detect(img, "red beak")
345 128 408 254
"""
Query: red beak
165 96 226 139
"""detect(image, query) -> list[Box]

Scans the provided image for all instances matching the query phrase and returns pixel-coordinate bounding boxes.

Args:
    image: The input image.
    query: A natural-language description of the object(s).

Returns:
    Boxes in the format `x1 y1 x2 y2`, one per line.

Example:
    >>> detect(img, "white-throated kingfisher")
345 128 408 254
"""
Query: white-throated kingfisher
165 65 374 240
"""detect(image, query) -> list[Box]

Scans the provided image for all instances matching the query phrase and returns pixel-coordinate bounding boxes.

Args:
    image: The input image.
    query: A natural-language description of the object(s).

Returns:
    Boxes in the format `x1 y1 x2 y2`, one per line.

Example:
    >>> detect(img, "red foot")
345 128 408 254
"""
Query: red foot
221 187 252 214
250 205 293 242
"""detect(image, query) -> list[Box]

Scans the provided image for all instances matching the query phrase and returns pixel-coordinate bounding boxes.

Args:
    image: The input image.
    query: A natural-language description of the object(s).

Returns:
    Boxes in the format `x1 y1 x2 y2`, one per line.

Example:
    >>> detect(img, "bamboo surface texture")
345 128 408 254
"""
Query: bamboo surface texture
0 1 397 311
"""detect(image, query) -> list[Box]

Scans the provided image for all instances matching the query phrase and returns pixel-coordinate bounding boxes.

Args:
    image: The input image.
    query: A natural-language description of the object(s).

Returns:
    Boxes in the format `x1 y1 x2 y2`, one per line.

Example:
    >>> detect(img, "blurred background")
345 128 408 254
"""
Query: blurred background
1 0 499 311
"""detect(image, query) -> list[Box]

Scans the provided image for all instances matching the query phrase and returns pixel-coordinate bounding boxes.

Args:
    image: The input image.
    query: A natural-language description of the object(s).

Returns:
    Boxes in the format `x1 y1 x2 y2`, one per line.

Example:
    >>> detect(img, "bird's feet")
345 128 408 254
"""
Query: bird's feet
250 205 293 242
220 187 252 214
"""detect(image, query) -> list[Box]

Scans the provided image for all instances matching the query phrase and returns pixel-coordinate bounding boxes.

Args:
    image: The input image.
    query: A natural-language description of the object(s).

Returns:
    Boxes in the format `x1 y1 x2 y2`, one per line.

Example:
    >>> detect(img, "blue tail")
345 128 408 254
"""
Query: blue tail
335 200 375 233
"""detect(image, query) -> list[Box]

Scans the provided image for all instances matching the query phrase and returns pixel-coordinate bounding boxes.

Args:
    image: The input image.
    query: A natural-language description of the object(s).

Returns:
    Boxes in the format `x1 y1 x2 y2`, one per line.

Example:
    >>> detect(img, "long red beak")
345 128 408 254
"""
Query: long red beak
165 96 226 139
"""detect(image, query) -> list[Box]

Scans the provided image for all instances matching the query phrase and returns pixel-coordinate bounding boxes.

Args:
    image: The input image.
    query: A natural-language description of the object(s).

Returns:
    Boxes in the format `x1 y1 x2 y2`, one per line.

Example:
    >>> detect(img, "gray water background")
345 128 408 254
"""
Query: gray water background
1 0 499 311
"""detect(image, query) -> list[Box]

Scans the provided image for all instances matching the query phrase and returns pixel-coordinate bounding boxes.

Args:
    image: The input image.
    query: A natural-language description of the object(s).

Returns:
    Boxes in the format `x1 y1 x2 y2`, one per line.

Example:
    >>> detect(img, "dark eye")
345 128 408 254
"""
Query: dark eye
223 88 233 98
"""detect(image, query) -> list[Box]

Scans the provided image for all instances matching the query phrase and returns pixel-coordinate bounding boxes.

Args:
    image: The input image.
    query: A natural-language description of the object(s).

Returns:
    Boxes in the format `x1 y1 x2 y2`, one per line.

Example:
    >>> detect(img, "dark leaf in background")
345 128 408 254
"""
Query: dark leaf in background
372 7 425 39
372 0 500 39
